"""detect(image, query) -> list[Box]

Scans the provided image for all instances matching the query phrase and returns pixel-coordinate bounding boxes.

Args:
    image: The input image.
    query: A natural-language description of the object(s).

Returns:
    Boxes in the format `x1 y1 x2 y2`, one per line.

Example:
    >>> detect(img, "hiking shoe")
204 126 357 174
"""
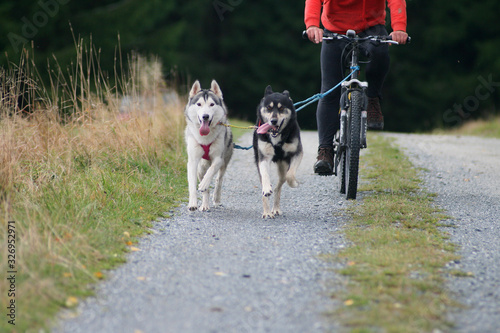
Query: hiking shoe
367 97 384 130
314 146 334 175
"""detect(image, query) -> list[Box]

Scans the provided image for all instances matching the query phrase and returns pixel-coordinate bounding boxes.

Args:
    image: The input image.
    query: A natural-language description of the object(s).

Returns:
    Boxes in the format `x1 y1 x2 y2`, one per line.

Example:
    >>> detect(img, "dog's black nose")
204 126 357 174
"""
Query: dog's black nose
202 114 210 121
271 119 278 126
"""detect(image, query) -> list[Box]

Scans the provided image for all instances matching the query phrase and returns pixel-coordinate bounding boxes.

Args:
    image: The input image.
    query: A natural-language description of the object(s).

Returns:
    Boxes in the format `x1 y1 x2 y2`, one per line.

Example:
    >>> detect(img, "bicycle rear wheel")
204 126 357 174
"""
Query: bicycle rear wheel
343 90 362 199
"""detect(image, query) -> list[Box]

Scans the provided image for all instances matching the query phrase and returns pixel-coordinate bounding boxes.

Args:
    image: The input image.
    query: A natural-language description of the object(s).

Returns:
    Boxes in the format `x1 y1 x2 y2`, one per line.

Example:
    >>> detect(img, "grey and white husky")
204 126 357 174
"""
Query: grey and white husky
253 85 303 218
184 80 233 211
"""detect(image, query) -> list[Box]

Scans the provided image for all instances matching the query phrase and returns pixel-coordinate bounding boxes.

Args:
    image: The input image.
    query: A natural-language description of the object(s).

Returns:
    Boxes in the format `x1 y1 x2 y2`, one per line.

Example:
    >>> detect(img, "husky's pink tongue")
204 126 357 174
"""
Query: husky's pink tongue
257 123 276 134
199 121 210 136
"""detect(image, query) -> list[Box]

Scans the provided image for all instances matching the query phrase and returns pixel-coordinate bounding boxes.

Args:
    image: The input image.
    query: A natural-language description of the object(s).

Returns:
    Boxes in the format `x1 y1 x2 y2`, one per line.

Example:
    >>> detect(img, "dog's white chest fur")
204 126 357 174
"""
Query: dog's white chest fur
282 138 300 154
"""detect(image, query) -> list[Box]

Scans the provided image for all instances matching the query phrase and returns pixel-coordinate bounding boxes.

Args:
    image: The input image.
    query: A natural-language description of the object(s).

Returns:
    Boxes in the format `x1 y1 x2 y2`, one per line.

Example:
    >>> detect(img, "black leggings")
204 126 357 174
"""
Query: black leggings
316 25 390 148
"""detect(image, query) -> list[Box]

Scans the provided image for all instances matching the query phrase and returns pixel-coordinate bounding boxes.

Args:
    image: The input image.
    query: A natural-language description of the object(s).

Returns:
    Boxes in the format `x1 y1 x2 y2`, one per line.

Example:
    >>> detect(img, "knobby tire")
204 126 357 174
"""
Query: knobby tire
344 90 362 199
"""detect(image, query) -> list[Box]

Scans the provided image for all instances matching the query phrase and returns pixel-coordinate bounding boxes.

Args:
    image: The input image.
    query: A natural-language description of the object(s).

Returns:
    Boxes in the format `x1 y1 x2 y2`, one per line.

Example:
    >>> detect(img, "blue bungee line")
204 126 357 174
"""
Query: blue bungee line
293 66 360 112
233 67 359 150
233 144 252 150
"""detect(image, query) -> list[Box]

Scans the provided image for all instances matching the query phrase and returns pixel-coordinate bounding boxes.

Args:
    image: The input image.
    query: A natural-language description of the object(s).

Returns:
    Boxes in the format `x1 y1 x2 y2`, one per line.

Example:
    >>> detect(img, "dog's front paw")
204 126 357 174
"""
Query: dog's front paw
286 176 299 188
188 205 198 211
262 212 275 219
262 186 273 197
199 204 210 212
271 208 282 216
198 175 212 192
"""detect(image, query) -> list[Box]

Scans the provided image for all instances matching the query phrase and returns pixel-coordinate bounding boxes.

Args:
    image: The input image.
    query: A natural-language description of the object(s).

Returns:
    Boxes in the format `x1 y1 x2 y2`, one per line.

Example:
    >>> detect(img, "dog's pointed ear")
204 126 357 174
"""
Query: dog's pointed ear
189 80 201 98
265 85 273 96
283 90 293 102
210 80 223 99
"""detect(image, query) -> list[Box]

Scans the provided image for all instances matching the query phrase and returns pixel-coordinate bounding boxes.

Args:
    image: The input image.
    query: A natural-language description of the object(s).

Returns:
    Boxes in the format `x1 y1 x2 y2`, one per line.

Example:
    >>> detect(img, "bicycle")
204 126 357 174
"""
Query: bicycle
304 29 410 199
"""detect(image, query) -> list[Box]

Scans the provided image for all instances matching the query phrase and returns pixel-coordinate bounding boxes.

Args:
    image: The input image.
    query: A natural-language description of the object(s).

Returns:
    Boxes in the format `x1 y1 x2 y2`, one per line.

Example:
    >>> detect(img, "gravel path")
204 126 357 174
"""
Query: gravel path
384 133 500 333
54 131 500 333
54 131 348 333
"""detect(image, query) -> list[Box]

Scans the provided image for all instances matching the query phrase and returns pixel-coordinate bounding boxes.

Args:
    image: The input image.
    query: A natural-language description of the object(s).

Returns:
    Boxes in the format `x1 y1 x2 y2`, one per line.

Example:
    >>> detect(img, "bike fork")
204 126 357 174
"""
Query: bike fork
339 89 368 149
339 109 347 147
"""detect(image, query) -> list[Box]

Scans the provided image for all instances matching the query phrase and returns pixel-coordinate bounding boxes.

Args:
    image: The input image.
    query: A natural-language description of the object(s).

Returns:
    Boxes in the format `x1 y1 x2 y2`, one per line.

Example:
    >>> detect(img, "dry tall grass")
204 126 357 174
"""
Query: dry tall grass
1 47 183 195
0 42 185 331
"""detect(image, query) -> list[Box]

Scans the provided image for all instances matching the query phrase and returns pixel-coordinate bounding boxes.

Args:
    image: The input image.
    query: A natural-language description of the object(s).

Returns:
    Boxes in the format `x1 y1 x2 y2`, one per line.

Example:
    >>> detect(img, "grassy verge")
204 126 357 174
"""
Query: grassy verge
0 46 186 332
433 115 500 138
329 134 460 332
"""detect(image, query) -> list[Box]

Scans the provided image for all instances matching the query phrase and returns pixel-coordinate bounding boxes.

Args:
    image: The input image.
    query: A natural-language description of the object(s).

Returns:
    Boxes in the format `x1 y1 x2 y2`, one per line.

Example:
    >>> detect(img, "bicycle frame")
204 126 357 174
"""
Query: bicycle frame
303 28 408 199
326 29 398 199
334 31 369 174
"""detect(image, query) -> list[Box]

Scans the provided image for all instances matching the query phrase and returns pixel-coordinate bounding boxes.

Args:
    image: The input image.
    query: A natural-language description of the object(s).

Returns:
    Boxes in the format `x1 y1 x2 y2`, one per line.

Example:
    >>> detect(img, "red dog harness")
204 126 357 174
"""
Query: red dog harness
201 143 211 160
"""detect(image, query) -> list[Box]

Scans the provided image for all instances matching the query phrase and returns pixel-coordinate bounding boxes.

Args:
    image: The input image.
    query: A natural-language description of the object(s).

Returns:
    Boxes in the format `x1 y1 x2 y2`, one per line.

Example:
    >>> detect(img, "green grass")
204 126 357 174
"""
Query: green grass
328 134 461 332
4 152 187 332
1 135 187 332
0 46 188 332
227 118 256 142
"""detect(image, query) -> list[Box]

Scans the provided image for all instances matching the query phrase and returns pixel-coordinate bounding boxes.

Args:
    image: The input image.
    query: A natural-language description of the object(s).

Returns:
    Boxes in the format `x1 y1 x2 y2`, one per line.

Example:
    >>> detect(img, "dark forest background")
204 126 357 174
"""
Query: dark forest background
1 0 499 132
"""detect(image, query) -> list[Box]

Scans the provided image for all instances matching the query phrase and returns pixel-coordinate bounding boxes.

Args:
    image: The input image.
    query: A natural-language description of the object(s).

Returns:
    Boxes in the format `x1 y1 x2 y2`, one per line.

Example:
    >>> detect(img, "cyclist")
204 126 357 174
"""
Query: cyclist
305 0 408 175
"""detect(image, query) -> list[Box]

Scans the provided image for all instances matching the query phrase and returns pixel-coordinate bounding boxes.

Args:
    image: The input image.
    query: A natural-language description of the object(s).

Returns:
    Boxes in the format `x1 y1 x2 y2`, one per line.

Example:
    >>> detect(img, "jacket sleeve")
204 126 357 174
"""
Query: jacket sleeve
387 0 407 32
304 0 323 29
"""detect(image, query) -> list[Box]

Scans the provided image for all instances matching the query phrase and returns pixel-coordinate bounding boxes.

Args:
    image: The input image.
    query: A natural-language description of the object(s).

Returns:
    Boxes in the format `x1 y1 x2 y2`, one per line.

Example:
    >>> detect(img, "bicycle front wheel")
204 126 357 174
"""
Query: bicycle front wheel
344 90 362 199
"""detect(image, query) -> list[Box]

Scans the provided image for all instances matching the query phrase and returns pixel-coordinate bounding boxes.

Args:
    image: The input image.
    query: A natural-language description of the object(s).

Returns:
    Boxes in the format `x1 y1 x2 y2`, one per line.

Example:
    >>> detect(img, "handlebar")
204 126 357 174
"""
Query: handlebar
302 29 411 44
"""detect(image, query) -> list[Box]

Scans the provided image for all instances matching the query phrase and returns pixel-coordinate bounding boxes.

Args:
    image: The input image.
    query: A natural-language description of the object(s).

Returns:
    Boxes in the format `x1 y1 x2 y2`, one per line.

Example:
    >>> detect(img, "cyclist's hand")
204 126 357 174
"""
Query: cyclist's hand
390 30 408 44
306 26 323 44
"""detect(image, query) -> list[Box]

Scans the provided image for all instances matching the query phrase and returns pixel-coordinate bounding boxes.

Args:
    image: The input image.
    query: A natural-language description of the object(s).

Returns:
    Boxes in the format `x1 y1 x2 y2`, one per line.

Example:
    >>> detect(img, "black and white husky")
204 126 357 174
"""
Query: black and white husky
253 86 303 218
184 80 233 211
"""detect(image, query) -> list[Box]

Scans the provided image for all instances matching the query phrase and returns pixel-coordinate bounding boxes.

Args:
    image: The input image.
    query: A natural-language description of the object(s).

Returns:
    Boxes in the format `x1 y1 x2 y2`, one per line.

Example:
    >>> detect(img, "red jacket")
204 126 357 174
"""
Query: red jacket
304 0 407 34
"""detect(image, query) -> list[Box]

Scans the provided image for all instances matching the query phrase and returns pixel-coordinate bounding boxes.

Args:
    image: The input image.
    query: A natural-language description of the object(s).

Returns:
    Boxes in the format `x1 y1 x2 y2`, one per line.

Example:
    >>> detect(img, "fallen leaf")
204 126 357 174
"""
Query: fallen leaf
123 231 131 238
347 261 356 266
94 271 104 279
344 299 354 306
214 271 227 276
65 296 78 307
126 241 133 246
129 246 140 252
63 272 73 278
210 307 224 312
137 276 146 281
